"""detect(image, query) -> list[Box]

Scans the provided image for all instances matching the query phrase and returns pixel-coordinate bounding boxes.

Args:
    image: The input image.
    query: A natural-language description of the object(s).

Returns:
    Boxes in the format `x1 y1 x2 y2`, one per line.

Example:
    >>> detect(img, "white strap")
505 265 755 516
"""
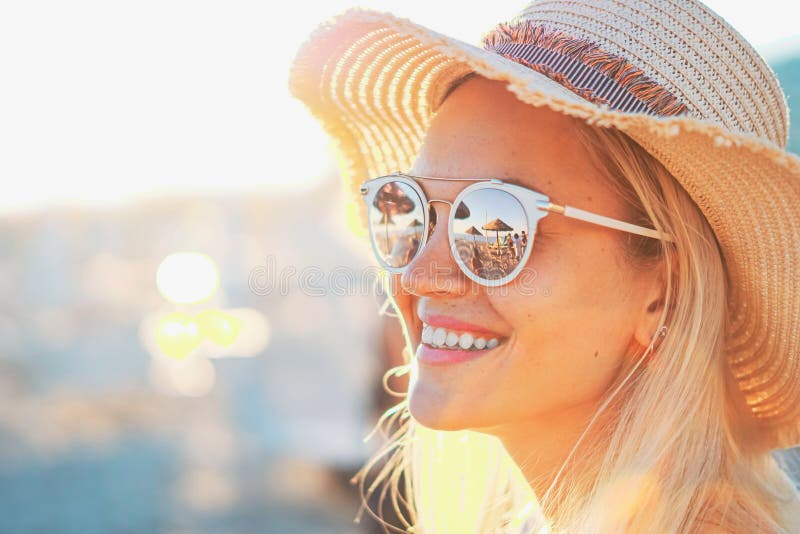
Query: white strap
563 206 674 242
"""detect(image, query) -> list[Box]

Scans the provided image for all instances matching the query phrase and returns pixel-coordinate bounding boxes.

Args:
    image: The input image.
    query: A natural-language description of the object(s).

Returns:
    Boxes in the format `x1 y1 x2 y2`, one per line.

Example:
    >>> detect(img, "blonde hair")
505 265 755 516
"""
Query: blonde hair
351 115 800 533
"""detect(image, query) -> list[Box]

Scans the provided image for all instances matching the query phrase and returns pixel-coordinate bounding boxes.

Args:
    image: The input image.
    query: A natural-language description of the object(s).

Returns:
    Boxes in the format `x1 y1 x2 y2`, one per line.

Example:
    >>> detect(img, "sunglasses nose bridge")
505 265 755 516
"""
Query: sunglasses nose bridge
425 197 453 222
423 198 454 245
427 198 451 224
399 196 465 290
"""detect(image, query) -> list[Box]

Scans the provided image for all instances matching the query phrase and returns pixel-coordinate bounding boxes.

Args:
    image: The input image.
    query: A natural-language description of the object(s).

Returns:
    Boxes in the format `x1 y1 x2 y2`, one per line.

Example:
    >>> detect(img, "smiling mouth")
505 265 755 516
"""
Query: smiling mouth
420 321 505 351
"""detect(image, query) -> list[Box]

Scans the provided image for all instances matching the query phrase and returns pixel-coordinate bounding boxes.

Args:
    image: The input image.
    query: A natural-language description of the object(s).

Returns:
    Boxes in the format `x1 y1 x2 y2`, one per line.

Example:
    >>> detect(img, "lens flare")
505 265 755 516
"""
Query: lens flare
196 309 242 347
413 426 544 532
155 311 202 359
156 252 219 304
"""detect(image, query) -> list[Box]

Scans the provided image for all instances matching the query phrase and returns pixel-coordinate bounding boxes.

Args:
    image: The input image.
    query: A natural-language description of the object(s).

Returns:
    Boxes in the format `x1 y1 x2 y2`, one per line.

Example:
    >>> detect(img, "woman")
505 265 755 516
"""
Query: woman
289 1 800 532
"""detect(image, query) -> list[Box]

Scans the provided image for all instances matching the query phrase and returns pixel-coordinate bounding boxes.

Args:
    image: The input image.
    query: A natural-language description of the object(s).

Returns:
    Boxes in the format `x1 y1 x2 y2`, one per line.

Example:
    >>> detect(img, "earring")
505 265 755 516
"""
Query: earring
641 325 668 364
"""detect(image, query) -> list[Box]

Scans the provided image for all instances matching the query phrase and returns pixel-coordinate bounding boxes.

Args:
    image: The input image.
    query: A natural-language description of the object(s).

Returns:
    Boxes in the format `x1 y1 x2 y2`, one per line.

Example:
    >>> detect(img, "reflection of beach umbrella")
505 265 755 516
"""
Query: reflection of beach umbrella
374 182 416 216
482 218 513 246
374 182 415 248
455 202 470 219
407 218 423 239
464 225 482 245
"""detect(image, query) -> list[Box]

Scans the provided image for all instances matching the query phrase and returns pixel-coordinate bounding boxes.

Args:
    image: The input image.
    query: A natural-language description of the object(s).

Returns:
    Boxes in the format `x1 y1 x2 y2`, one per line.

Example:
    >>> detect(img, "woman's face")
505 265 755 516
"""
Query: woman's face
389 76 661 434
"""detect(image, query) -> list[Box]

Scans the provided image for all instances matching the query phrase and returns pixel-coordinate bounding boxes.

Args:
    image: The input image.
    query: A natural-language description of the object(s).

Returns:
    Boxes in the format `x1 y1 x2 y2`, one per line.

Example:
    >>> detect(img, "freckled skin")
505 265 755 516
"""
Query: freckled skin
387 76 664 438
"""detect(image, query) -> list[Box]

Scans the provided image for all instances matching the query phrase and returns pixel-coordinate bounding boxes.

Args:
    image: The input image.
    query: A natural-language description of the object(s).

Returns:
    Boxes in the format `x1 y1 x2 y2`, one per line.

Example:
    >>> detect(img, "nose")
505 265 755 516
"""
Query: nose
400 199 471 297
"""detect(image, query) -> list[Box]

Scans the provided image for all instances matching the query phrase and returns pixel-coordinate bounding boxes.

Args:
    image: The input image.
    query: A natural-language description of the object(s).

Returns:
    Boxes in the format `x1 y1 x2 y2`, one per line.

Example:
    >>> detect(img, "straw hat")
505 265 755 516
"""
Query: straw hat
288 1 800 449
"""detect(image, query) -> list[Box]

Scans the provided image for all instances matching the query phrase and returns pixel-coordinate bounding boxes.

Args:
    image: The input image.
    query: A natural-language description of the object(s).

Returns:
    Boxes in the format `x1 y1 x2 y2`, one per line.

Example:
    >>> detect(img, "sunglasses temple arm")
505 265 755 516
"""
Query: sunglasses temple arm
538 202 675 242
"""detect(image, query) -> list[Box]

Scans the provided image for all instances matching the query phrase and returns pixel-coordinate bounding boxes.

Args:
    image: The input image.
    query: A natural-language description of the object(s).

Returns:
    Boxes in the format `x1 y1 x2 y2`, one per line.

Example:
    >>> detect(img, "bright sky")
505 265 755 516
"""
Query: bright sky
0 1 797 213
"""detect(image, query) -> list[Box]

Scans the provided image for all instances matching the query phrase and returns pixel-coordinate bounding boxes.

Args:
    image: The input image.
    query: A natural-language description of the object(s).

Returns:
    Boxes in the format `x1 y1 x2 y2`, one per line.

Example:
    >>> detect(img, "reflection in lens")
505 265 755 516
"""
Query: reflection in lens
452 188 529 281
369 181 425 268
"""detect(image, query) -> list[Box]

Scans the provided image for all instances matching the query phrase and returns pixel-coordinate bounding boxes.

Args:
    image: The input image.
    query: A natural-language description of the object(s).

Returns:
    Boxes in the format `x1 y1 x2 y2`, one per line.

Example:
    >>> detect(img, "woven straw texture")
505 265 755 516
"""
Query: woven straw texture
288 0 800 449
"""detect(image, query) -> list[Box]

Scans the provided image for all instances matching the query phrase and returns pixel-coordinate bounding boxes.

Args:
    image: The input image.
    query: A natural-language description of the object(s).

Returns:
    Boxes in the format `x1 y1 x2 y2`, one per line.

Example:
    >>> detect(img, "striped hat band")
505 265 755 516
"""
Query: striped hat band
482 22 689 117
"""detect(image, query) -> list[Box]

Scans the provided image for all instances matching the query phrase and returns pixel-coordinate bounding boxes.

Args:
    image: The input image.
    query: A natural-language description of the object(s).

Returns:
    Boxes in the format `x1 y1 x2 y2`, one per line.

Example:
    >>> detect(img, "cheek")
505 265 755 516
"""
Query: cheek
488 241 638 409
515 235 636 318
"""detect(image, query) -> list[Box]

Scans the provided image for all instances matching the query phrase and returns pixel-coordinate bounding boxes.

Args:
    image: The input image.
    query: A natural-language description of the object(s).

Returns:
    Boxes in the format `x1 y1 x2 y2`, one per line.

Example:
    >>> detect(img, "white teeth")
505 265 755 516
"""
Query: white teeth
432 327 447 347
420 322 502 351
445 332 459 347
421 326 433 344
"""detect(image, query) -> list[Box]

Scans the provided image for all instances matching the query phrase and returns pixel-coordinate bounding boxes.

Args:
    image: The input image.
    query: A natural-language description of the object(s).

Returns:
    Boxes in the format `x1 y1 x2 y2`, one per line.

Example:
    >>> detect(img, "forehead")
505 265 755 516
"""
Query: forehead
410 76 615 208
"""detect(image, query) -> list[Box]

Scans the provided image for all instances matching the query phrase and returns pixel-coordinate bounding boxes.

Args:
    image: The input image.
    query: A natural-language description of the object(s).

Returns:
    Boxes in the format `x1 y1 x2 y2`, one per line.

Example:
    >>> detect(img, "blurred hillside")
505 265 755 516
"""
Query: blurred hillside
773 56 800 153
0 178 390 533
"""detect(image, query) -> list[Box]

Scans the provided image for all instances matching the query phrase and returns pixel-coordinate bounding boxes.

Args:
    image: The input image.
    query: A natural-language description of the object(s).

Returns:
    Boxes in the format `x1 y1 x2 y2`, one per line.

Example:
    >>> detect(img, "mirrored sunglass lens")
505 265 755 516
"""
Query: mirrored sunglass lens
452 188 529 281
368 181 425 268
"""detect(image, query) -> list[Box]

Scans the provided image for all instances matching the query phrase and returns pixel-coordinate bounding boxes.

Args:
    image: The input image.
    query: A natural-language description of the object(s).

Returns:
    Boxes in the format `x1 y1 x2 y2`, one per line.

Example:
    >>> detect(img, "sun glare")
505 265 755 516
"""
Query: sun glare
156 252 219 304
1 1 794 213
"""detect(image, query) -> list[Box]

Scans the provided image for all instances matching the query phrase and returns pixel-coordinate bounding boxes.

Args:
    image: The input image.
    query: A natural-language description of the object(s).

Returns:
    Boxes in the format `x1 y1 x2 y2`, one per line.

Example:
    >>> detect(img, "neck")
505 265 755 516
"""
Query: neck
477 399 607 501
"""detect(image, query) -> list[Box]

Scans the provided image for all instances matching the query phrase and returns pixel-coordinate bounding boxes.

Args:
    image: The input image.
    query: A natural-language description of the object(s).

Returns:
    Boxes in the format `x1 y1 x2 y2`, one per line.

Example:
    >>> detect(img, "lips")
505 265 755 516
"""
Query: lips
414 311 507 365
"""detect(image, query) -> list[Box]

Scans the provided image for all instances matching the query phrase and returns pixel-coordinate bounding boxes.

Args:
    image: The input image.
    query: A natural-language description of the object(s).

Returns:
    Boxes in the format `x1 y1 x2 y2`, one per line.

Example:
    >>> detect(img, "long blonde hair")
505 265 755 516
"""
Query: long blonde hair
351 115 800 533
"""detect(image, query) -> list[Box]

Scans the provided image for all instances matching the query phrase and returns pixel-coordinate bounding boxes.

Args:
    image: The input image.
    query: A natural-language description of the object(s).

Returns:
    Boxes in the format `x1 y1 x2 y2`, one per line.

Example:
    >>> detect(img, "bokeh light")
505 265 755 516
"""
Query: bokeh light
208 307 270 359
195 309 242 347
155 311 202 360
156 252 219 304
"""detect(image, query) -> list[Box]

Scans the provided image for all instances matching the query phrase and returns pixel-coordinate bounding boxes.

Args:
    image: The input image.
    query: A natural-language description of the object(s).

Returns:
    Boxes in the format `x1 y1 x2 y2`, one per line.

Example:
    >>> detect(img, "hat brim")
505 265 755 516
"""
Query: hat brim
288 8 800 449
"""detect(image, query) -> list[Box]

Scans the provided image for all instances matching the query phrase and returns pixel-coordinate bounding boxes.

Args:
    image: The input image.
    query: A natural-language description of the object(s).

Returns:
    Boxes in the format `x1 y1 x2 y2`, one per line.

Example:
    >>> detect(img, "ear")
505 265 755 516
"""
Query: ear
632 255 671 349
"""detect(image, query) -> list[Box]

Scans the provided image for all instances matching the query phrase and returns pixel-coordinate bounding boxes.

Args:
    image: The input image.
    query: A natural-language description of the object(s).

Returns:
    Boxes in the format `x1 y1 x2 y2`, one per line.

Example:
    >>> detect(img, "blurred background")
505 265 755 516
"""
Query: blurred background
0 1 798 533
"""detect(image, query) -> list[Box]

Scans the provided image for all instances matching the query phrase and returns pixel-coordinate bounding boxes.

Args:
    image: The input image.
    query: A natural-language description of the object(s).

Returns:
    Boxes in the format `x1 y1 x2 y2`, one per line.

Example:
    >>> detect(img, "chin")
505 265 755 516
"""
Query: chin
407 384 475 431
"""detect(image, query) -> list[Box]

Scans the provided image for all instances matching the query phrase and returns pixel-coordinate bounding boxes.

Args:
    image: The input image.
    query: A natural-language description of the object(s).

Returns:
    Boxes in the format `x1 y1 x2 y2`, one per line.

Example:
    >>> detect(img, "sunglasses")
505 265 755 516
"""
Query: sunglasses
360 172 674 287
